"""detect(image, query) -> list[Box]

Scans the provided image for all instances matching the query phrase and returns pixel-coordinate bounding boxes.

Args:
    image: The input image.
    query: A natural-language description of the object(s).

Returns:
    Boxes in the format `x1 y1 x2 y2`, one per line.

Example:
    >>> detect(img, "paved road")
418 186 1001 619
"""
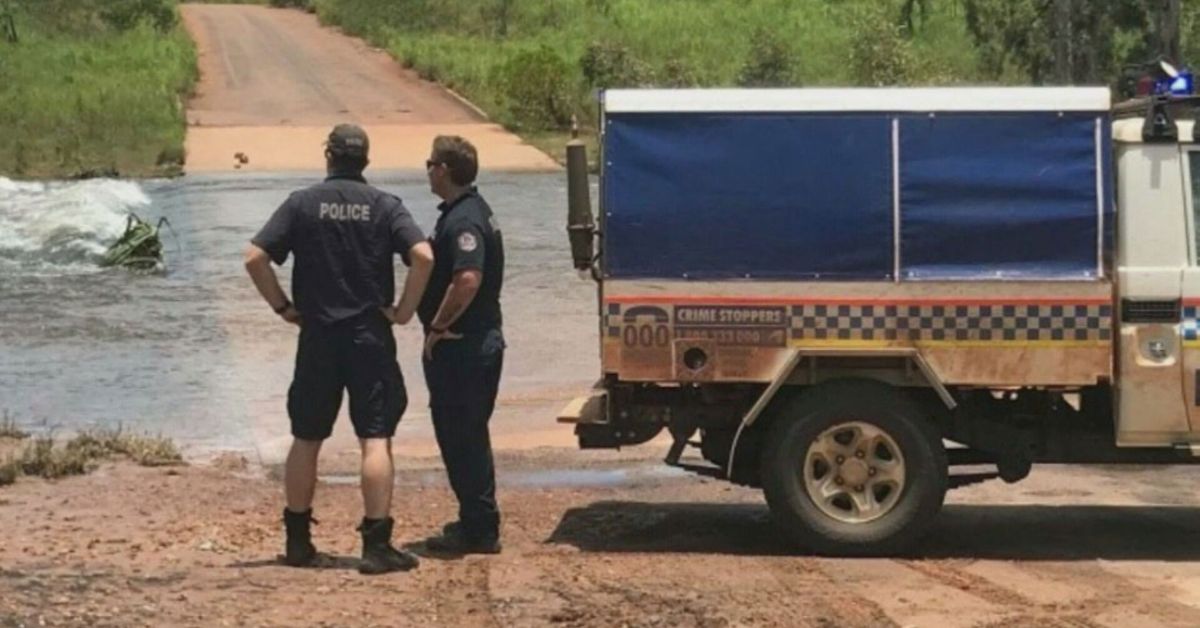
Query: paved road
179 4 556 171
181 4 479 127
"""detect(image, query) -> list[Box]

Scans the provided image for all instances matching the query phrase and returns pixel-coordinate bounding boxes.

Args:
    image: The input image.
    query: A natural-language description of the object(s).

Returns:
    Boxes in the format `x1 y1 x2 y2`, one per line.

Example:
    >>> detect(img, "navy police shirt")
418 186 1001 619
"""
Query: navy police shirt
252 174 426 326
418 188 504 333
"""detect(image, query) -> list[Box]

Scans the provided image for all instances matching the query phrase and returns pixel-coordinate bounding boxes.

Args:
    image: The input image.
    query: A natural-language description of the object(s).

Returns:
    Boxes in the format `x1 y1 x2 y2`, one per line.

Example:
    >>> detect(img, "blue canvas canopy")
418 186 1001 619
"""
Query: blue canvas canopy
601 88 1113 281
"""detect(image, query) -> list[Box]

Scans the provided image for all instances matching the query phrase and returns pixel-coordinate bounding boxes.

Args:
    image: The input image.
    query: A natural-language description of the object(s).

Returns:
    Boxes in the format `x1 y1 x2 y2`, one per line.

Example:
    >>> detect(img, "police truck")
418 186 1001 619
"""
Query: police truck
559 83 1200 555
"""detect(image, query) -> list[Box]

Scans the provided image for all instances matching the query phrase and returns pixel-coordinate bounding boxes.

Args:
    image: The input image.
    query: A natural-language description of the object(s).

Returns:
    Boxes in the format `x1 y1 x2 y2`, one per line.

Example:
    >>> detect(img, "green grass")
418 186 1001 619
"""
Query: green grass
190 1 314 8
525 129 598 171
313 0 982 139
192 1 313 6
312 0 1200 158
0 2 197 179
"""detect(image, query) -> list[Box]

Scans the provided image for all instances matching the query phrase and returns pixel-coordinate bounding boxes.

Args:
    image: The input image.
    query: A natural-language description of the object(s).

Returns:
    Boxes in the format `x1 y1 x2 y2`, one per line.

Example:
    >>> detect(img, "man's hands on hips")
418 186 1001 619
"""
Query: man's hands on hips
279 305 302 326
381 304 417 326
423 329 462 359
245 243 301 327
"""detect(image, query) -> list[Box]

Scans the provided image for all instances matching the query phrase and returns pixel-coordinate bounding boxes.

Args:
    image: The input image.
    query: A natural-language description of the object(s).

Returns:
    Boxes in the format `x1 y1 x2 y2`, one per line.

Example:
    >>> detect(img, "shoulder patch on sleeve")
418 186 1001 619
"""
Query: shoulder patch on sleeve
457 231 479 252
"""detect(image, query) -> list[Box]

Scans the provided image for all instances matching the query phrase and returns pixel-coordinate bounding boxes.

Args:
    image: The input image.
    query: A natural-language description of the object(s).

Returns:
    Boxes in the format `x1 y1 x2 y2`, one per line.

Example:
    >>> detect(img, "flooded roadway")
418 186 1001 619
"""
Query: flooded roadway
0 172 597 459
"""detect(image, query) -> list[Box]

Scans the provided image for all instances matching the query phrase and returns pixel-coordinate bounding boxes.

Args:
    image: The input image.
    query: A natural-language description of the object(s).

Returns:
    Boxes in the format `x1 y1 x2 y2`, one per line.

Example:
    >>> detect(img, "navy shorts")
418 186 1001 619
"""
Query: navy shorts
287 310 407 440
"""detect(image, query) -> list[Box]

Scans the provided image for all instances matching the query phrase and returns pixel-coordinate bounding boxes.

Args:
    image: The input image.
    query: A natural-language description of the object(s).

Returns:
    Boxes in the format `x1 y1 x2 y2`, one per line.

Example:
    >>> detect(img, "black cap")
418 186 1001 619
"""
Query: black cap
326 124 370 158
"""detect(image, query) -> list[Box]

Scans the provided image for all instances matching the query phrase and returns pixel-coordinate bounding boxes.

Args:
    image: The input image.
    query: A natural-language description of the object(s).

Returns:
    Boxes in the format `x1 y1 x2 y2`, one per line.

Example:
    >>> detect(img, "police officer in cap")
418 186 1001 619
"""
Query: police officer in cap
419 135 506 554
244 124 434 574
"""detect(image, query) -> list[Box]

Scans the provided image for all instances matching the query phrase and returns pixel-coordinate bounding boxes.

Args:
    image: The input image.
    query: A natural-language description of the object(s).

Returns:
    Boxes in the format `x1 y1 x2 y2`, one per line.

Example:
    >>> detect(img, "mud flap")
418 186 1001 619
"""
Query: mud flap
557 389 607 425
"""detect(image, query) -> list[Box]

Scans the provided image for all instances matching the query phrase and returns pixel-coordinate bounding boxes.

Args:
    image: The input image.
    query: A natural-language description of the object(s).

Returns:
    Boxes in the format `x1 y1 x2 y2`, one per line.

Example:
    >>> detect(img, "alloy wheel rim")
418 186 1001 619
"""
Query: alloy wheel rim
802 421 906 524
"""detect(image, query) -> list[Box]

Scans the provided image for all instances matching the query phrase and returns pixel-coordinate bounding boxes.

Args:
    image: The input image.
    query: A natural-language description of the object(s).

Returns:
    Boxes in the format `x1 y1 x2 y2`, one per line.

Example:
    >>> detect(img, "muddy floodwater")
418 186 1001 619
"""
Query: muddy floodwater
0 173 598 456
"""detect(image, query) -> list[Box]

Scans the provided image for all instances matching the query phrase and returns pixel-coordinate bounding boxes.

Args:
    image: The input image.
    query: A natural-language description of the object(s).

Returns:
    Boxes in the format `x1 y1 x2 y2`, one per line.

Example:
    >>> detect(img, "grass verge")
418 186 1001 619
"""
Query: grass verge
523 129 598 172
311 0 980 159
311 0 1200 169
0 1 197 179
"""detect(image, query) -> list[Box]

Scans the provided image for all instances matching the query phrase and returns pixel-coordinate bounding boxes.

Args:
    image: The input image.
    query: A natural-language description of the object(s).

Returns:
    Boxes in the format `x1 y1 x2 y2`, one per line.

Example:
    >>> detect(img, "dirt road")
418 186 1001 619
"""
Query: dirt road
179 4 557 172
3 450 1200 627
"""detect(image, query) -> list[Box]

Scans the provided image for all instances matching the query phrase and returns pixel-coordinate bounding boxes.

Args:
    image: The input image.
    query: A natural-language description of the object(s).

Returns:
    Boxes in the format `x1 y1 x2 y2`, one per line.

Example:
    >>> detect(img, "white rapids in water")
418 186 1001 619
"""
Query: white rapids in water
0 177 152 272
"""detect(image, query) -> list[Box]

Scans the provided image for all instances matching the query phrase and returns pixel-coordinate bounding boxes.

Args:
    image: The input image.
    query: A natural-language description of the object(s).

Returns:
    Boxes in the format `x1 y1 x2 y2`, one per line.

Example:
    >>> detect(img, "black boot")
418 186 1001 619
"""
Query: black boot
425 522 501 555
358 517 419 575
282 508 318 567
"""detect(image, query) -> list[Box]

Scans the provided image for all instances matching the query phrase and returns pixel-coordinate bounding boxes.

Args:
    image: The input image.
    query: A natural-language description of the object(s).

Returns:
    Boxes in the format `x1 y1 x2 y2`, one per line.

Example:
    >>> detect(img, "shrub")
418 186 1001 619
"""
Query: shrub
736 28 794 87
849 6 918 86
20 437 92 480
0 427 184 488
1 0 17 43
658 59 699 88
492 46 574 130
269 0 314 10
66 428 184 467
100 0 177 33
586 0 613 17
580 40 652 89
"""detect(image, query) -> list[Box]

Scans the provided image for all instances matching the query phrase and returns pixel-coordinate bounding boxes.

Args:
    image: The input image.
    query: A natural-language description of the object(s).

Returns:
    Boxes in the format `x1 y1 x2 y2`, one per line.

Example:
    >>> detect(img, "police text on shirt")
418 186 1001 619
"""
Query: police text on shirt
319 202 371 221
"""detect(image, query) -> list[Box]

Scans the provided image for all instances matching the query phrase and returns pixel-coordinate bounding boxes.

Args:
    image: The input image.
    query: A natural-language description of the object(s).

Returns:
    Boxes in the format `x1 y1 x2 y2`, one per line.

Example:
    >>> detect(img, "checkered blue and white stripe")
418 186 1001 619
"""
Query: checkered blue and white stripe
602 302 1113 343
788 304 1112 342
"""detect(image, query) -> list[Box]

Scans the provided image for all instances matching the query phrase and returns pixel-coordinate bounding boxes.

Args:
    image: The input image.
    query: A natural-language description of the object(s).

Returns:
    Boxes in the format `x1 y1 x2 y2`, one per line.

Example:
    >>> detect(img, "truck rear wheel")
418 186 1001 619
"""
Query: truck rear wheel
761 380 947 556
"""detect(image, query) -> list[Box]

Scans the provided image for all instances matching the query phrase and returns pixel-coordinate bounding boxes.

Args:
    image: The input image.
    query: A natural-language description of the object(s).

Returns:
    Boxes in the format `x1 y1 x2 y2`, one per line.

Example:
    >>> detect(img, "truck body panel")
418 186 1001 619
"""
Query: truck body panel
604 280 1113 387
602 89 1112 283
564 88 1200 555
1113 122 1198 444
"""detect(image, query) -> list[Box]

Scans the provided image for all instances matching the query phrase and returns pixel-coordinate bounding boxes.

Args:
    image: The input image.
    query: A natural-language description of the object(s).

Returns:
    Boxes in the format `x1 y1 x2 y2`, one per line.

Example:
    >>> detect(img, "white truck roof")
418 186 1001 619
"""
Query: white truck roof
1113 117 1197 143
604 87 1112 114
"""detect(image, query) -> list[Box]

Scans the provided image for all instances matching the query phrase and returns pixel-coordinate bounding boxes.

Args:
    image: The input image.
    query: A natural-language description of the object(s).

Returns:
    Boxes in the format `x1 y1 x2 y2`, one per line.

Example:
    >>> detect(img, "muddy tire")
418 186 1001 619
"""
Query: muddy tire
761 379 947 556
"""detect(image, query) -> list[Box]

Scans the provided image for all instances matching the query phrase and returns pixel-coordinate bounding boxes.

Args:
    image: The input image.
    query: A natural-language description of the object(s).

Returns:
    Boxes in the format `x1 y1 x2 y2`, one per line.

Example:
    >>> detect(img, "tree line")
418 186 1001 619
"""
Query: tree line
954 0 1186 86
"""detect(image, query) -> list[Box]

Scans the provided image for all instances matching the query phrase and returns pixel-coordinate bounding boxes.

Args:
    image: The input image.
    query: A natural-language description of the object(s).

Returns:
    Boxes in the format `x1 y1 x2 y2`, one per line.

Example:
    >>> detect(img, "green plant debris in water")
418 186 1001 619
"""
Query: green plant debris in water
101 213 173 271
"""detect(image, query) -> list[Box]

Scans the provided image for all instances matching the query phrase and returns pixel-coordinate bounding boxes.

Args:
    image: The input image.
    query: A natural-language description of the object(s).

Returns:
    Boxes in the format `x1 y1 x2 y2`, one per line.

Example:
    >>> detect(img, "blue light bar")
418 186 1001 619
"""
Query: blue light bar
1157 69 1194 96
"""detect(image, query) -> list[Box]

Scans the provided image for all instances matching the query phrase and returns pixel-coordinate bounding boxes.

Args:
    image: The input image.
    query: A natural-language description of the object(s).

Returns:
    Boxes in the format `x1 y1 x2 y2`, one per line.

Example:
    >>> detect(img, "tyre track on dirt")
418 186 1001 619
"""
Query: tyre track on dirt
431 557 500 628
901 560 1031 607
763 557 899 627
519 549 731 627
1022 562 1200 627
900 560 1105 628
902 555 1200 628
